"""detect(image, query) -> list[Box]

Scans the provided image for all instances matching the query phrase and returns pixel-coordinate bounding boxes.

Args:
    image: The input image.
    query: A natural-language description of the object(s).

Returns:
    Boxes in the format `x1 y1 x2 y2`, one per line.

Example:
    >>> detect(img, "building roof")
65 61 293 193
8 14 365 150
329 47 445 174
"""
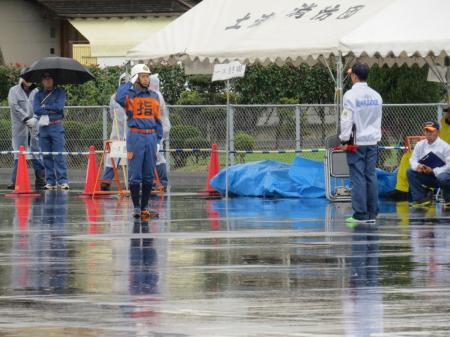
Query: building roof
37 0 202 17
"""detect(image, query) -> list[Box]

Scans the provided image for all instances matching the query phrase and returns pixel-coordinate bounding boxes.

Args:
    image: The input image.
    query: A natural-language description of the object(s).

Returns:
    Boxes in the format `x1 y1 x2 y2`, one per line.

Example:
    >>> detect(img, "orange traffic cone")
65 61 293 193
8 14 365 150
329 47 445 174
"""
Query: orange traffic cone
5 146 40 197
81 146 100 196
204 143 221 196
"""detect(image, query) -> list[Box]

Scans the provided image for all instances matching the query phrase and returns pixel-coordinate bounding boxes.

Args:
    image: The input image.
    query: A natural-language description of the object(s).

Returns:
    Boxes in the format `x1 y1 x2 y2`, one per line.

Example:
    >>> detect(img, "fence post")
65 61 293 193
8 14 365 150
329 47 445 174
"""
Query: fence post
102 107 108 141
229 105 235 165
295 105 301 155
166 133 171 175
225 104 230 199
437 104 443 122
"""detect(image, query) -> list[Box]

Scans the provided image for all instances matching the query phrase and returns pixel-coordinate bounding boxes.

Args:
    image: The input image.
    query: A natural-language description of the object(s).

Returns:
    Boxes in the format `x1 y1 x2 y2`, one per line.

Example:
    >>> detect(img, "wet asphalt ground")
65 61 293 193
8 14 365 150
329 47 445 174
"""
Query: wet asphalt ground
1 191 450 336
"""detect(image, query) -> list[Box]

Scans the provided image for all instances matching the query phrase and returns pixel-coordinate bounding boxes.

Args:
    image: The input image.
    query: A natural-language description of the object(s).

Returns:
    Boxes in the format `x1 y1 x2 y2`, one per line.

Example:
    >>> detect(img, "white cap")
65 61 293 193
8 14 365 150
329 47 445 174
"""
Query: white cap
130 64 151 78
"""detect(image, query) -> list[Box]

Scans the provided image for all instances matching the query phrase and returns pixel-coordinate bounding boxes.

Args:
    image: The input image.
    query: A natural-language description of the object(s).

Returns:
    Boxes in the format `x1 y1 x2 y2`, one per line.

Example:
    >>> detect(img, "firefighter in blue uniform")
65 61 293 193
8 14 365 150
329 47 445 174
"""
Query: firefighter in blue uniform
116 64 162 219
32 72 69 190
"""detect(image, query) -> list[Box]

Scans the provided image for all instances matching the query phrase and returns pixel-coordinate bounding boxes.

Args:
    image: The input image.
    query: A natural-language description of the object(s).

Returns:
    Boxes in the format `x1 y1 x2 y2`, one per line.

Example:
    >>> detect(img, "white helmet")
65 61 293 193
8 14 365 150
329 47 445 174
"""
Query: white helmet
130 64 151 78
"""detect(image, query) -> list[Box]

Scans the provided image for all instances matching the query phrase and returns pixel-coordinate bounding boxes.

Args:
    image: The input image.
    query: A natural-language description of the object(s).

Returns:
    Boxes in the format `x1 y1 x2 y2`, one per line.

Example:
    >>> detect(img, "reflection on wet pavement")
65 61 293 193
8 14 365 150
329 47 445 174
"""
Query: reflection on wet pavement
1 192 450 336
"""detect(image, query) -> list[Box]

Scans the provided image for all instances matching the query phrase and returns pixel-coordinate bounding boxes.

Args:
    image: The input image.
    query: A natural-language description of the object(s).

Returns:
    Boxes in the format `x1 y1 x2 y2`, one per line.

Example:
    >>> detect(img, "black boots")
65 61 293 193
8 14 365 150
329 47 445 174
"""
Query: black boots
130 183 160 220
141 183 152 212
130 184 141 218
35 170 46 190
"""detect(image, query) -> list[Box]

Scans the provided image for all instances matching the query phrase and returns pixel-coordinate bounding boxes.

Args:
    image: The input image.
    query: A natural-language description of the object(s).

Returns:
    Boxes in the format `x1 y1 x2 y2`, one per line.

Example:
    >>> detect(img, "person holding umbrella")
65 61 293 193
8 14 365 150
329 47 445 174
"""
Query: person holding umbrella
7 68 45 190
21 57 95 190
116 64 162 220
31 72 69 189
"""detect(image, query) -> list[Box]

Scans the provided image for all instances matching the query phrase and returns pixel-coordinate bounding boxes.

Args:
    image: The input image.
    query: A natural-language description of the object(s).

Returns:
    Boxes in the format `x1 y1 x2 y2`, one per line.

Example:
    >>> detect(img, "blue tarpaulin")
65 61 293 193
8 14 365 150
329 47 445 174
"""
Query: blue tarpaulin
210 158 396 198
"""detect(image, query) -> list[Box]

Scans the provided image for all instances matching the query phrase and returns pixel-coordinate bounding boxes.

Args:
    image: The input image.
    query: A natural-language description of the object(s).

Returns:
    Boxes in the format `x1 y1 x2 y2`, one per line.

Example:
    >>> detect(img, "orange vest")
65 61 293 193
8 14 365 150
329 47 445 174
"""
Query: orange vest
125 96 161 121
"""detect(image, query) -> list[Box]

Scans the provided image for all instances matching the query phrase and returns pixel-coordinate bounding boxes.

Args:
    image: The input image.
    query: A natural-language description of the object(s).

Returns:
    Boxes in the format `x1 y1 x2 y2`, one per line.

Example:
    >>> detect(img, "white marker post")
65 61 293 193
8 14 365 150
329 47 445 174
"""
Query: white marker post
212 61 246 199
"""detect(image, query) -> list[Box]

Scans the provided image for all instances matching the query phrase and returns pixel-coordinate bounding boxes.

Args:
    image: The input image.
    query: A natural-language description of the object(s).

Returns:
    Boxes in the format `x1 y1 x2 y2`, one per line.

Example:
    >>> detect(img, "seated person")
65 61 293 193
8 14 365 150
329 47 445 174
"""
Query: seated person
406 121 450 208
385 106 450 201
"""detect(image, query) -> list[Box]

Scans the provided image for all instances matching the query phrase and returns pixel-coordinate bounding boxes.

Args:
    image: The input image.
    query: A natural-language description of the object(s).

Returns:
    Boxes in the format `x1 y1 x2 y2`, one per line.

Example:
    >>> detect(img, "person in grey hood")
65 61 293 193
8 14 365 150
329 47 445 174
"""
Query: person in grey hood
7 70 45 190
150 73 170 190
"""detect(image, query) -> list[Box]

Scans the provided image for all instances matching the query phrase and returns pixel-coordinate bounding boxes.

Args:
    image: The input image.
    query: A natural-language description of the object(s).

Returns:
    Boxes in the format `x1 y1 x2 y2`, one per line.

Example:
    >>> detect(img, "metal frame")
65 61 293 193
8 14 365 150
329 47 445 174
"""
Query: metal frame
324 136 351 202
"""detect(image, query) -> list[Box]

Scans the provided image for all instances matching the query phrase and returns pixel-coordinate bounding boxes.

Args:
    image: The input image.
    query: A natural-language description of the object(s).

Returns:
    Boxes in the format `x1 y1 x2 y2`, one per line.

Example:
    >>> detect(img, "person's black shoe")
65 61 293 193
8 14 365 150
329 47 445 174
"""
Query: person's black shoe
35 170 46 190
384 189 408 201
7 183 15 190
100 182 111 191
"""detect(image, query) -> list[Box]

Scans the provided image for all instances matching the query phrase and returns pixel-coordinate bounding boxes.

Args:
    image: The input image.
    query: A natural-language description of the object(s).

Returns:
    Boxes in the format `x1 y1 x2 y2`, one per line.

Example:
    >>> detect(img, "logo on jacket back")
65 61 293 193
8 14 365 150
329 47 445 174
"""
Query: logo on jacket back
356 99 379 108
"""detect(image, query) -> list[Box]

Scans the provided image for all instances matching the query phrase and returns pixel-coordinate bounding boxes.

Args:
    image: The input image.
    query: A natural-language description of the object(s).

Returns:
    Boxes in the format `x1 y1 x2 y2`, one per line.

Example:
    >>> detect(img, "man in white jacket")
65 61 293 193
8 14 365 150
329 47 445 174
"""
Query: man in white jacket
339 63 382 224
407 121 450 208
7 73 45 190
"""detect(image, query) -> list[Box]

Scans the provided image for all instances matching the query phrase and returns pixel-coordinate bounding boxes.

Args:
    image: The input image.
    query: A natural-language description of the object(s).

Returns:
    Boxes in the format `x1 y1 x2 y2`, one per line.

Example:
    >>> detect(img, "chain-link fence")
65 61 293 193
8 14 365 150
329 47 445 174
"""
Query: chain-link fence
0 106 107 169
379 104 443 171
0 103 445 175
231 104 339 164
168 105 227 173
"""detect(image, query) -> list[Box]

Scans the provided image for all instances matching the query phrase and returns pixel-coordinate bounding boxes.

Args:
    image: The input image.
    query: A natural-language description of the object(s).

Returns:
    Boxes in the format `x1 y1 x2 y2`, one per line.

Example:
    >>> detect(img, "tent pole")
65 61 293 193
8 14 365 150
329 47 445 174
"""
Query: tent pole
446 56 450 105
225 79 230 200
336 52 344 133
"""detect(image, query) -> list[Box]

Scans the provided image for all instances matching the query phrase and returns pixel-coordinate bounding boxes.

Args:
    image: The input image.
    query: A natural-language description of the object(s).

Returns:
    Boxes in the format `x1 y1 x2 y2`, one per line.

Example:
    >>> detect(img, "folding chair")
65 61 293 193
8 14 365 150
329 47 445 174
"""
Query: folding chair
324 135 351 202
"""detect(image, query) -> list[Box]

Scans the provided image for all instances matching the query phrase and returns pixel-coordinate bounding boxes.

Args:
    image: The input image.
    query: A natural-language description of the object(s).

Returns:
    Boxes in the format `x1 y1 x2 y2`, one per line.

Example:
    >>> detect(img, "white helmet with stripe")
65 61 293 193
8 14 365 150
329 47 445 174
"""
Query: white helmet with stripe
130 64 151 78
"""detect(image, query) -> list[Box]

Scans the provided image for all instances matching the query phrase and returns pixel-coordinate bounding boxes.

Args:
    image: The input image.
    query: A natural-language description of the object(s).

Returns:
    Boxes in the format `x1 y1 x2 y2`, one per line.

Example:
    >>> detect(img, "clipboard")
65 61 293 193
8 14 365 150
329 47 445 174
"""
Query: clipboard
418 151 445 169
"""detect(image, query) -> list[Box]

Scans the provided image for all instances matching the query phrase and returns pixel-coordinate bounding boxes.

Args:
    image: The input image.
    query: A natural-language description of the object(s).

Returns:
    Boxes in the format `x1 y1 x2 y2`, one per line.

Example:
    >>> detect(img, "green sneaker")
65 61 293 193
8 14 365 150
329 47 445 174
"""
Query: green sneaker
411 199 433 208
345 217 376 228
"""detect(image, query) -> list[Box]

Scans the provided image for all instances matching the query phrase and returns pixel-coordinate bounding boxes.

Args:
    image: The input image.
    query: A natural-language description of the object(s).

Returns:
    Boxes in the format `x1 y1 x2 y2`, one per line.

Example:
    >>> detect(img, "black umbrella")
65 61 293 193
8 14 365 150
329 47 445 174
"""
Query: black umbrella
21 57 95 85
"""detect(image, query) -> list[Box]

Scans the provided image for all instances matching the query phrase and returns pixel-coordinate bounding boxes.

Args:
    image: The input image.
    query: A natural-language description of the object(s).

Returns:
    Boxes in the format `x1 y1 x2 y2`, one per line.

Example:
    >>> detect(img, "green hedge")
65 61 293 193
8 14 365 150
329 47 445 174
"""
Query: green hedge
0 120 12 151
0 64 186 105
235 131 256 163
1 63 445 106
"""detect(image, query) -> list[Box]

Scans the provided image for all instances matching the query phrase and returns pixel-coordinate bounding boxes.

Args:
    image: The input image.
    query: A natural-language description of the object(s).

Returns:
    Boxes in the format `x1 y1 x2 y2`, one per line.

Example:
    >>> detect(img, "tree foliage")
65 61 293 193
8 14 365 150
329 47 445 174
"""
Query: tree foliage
0 63 446 106
367 64 445 103
234 64 335 104
0 64 186 106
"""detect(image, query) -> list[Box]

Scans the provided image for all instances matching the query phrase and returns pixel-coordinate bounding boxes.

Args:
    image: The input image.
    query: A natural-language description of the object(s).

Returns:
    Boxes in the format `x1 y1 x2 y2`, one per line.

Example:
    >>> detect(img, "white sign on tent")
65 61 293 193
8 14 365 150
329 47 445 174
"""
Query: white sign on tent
212 61 246 81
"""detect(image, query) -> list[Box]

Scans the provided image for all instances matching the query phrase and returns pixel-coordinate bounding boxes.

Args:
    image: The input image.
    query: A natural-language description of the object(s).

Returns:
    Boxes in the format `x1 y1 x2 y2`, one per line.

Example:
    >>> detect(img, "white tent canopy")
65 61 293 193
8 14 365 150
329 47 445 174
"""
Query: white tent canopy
127 0 390 65
127 0 450 67
340 0 450 67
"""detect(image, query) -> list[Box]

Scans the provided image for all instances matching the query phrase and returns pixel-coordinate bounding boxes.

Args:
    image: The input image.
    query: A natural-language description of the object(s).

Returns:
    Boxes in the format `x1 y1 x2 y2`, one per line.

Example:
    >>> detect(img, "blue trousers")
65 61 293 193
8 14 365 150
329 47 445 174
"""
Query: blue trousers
347 145 379 220
127 131 157 186
156 163 168 187
39 123 68 185
102 160 167 187
407 169 450 202
101 166 115 181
